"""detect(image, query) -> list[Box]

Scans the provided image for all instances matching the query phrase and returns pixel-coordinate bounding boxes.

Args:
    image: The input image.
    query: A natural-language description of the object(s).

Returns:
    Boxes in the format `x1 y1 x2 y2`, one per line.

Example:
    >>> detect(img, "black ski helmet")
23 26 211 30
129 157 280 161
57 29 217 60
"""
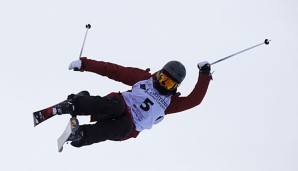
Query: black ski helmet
162 61 186 83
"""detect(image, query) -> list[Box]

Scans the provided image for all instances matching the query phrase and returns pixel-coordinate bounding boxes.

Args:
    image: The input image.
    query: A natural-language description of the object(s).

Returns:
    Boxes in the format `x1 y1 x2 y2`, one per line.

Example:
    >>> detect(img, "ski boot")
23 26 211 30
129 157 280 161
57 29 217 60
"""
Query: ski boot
68 128 85 147
53 91 90 115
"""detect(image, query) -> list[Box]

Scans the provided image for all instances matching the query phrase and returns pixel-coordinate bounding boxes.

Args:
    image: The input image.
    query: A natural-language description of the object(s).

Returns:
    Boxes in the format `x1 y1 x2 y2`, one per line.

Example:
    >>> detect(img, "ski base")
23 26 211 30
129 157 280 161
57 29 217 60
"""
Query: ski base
57 117 79 152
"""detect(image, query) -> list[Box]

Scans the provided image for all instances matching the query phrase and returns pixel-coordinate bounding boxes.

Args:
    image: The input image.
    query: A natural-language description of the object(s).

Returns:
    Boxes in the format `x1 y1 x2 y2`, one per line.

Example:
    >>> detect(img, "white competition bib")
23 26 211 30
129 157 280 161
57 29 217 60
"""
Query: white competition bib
122 78 172 131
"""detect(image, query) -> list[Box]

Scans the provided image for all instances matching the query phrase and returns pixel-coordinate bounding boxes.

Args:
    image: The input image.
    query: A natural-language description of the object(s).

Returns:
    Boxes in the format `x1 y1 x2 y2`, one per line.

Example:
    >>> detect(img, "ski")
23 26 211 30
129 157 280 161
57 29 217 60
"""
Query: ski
33 100 67 127
33 91 90 127
57 117 79 152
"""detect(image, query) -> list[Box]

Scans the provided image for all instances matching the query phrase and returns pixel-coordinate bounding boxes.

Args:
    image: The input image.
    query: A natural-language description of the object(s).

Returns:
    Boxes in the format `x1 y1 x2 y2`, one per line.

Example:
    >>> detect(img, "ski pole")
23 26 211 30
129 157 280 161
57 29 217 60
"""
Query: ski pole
79 24 91 58
210 39 271 65
74 24 91 71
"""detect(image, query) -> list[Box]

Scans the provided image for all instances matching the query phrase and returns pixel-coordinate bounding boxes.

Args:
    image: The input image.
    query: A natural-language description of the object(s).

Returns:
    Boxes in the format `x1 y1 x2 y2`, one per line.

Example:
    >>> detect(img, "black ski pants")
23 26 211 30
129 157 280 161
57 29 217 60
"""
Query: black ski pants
73 95 133 147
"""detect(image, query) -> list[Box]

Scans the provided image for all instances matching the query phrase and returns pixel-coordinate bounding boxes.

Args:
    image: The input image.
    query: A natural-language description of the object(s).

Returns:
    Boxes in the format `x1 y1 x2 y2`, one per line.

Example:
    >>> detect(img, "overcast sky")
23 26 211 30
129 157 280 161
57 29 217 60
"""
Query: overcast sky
0 0 297 171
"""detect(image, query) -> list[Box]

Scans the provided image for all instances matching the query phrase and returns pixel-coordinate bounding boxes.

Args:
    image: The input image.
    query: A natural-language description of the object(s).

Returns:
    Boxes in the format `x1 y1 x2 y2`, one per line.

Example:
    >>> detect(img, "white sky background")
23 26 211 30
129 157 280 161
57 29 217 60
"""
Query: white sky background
0 0 297 170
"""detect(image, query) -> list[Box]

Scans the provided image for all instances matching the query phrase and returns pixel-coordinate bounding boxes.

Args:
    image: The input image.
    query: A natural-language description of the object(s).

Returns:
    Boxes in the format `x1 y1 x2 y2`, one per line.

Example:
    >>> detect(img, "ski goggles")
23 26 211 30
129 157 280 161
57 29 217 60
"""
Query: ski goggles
157 71 180 90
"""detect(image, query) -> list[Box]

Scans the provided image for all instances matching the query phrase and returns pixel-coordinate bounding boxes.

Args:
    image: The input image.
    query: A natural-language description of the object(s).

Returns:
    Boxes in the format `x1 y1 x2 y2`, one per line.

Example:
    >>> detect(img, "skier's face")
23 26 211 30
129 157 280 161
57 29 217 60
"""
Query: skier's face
157 71 180 90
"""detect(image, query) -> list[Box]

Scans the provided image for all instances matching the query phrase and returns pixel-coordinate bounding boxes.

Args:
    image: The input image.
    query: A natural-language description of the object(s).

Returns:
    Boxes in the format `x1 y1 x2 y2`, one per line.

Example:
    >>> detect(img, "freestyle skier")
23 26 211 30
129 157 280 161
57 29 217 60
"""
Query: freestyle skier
56 57 212 147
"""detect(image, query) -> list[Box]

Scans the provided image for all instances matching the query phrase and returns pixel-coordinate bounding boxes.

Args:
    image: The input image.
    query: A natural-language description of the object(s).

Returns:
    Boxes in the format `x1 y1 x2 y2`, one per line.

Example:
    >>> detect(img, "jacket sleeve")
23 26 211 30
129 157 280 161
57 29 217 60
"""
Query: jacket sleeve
165 73 212 114
80 57 152 86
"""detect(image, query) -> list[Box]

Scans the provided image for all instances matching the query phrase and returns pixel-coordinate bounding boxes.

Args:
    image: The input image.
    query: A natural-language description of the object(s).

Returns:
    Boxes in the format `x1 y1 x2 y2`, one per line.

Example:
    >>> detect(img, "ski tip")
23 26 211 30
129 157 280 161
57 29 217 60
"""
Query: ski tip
58 146 63 152
264 39 271 45
33 115 38 127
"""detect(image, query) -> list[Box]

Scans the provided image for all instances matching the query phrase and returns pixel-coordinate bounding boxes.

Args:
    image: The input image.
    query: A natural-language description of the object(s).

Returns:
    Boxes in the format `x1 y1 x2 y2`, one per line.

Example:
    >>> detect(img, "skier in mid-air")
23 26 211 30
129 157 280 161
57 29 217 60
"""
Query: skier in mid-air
56 57 212 147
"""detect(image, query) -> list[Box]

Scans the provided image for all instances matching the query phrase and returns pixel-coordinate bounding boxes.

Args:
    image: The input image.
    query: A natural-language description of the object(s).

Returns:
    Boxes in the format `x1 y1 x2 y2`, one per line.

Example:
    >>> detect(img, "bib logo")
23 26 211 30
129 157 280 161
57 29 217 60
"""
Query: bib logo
145 89 170 110
140 84 146 90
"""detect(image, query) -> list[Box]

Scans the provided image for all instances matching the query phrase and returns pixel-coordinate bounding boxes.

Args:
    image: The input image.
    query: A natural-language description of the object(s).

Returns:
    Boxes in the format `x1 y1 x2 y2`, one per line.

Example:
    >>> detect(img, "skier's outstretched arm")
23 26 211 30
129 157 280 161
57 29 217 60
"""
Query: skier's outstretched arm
69 57 152 86
165 62 212 114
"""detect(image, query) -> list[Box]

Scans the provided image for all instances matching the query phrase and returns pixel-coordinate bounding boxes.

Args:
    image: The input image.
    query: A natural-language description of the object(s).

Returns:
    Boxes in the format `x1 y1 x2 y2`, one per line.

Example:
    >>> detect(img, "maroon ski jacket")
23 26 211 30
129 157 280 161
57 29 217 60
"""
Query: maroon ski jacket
80 57 212 139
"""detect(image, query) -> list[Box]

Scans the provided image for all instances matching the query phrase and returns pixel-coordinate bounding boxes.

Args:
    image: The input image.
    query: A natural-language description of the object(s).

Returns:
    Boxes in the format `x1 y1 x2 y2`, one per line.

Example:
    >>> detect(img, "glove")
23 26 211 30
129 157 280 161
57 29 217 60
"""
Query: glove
68 59 82 71
197 61 211 74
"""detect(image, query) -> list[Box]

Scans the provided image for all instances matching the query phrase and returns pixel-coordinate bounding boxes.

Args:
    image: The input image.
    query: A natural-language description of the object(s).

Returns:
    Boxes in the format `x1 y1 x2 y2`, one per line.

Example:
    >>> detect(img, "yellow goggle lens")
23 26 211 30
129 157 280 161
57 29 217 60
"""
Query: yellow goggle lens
158 72 179 90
